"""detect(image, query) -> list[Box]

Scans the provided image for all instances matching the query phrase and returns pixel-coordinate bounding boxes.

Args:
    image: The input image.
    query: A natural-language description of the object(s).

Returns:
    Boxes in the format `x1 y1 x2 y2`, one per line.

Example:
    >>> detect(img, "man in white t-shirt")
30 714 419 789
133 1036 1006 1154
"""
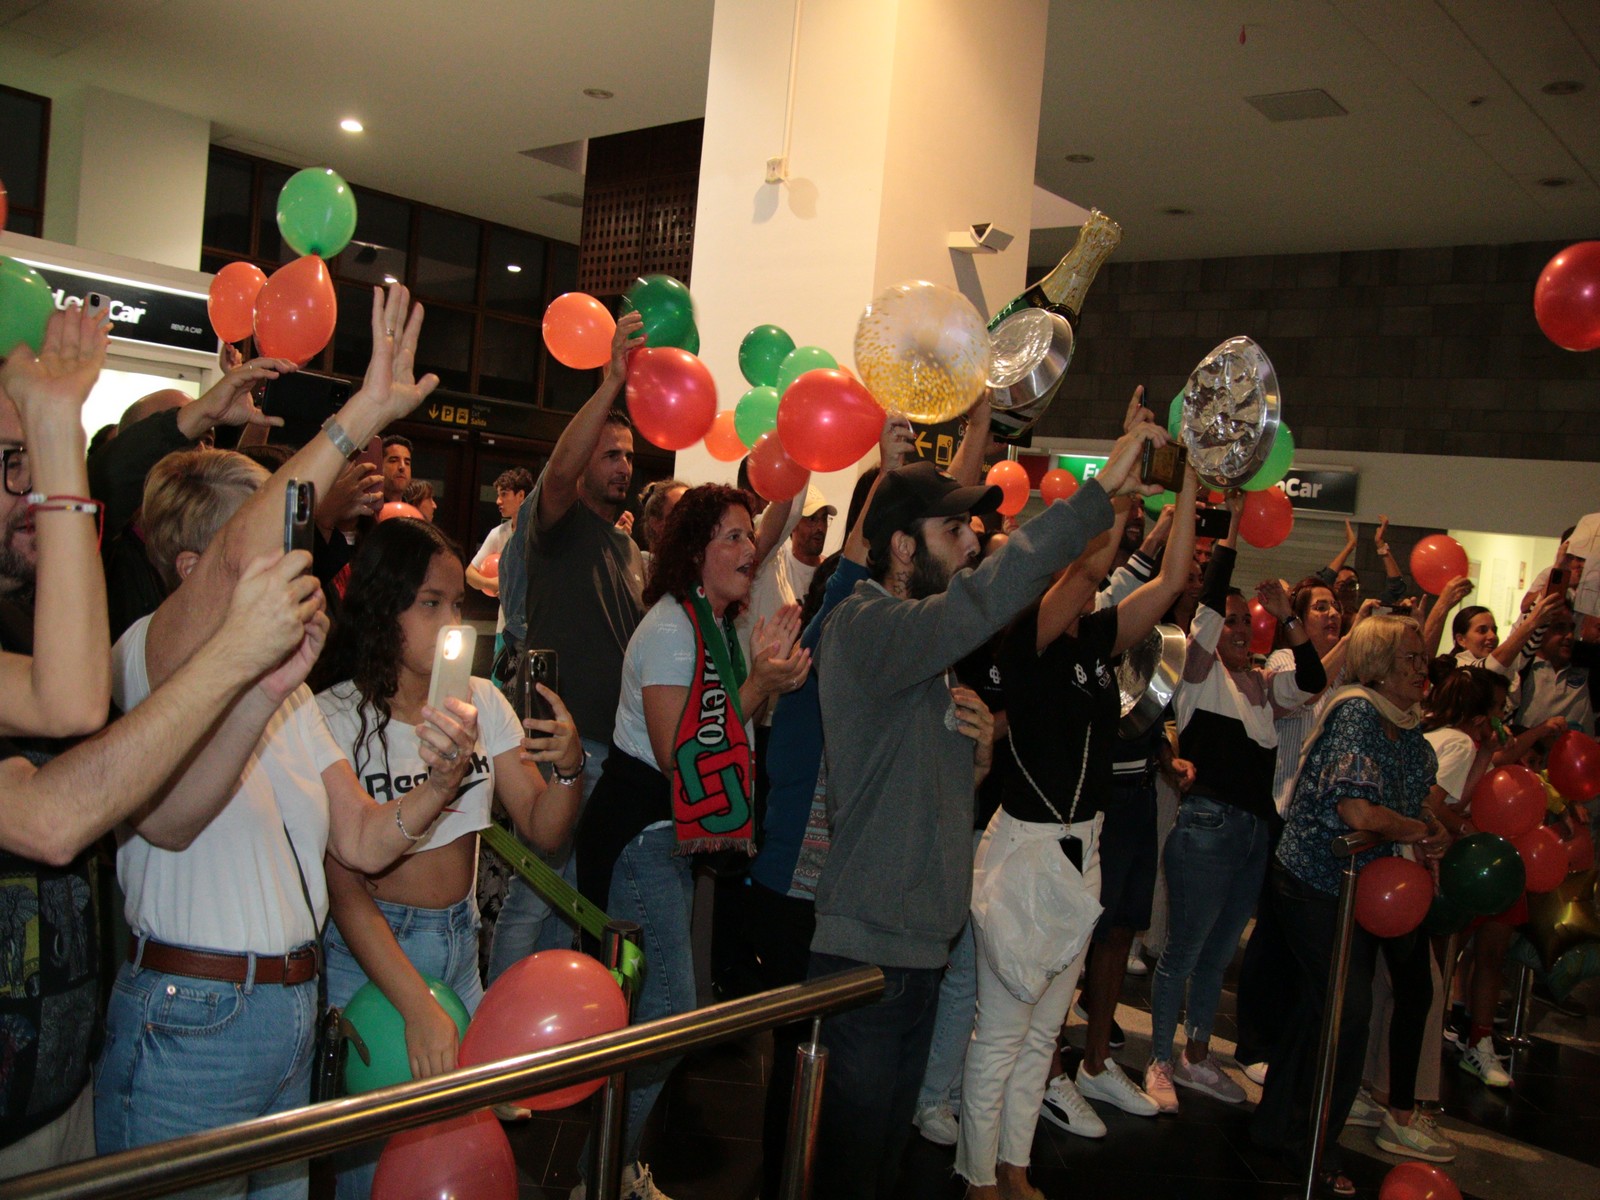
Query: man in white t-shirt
467 467 532 636
739 484 835 646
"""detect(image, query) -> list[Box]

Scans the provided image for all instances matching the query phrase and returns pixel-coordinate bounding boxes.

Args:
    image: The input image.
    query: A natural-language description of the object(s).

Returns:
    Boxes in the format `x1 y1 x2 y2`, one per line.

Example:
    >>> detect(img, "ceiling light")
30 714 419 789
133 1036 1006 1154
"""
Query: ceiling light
1542 80 1585 96
1064 153 1095 164
1539 177 1574 188
583 88 614 100
506 264 522 273
1162 207 1194 216
340 118 364 133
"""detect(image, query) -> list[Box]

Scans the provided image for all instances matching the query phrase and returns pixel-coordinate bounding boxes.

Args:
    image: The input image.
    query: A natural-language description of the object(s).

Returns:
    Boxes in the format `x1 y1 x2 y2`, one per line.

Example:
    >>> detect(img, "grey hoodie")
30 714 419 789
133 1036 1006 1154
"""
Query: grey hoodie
813 483 1115 969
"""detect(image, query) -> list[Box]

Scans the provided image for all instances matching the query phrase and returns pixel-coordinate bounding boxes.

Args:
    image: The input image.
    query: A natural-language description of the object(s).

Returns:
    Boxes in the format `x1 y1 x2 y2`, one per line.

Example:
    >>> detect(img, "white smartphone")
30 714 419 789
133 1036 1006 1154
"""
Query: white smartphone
83 292 111 322
426 625 477 714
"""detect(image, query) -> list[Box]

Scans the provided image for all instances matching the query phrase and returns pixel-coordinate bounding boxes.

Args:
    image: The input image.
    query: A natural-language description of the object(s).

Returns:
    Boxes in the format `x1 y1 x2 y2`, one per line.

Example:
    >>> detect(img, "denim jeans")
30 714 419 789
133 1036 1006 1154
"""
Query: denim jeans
808 951 943 1200
1148 795 1269 1063
324 895 483 1200
486 737 608 982
916 831 983 1115
95 948 318 1200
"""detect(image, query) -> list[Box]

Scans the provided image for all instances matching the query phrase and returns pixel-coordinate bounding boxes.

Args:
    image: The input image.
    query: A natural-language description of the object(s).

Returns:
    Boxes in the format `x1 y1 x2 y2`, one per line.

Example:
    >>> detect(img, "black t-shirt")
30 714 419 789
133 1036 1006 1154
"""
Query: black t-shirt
999 604 1121 824
955 637 1010 831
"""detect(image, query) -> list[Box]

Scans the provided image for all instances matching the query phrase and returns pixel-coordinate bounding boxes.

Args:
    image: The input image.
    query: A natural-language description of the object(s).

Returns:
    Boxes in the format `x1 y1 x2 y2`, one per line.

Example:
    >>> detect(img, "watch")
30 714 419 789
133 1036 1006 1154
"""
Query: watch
320 415 357 458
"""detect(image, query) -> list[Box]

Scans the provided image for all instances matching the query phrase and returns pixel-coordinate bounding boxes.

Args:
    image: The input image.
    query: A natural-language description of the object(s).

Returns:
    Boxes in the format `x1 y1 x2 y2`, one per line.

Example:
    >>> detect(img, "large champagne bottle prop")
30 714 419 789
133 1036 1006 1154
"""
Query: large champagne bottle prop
989 209 1122 330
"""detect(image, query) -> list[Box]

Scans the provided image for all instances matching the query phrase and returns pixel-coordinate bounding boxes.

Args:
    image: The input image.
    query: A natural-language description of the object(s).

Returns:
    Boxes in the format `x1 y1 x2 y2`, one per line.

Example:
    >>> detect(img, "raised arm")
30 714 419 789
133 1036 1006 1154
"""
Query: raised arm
1373 517 1405 604
1036 505 1127 650
947 389 994 487
0 307 111 737
537 311 644 530
1112 465 1199 653
1320 520 1358 583
145 286 439 689
1422 576 1473 658
494 685 585 854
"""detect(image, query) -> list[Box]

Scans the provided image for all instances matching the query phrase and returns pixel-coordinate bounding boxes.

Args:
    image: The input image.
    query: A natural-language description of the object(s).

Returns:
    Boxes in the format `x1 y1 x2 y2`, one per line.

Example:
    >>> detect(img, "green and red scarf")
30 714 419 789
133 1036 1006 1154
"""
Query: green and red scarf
671 589 755 856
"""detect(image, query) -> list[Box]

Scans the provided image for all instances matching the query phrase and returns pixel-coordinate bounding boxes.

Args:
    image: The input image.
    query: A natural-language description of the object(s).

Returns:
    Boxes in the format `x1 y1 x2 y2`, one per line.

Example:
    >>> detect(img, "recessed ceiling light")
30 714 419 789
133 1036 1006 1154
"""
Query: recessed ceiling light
506 264 523 273
583 88 614 100
1064 153 1096 164
1161 207 1194 216
340 118 364 133
1542 80 1585 96
1539 176 1574 188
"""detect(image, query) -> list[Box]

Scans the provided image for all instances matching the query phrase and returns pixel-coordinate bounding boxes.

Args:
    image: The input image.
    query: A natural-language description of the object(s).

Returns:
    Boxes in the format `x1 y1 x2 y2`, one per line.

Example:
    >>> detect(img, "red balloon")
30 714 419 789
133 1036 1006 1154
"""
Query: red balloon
704 410 746 463
1040 468 1078 505
1517 825 1568 893
1565 824 1595 873
1534 241 1600 352
481 552 500 580
458 950 628 1111
746 430 810 503
986 460 1029 517
1247 598 1277 657
1548 729 1600 802
776 369 883 473
253 254 337 365
1379 1161 1462 1200
378 502 424 522
1409 534 1469 596
372 1109 516 1200
0 177 7 230
626 347 717 451
1239 486 1293 548
208 261 268 344
543 292 616 370
1469 765 1547 839
1355 856 1433 938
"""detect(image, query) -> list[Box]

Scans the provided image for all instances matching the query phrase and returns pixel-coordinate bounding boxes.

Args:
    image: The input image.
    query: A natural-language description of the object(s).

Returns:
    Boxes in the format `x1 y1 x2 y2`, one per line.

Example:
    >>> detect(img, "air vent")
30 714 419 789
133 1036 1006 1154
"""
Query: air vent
541 192 585 208
519 140 588 173
1244 89 1348 122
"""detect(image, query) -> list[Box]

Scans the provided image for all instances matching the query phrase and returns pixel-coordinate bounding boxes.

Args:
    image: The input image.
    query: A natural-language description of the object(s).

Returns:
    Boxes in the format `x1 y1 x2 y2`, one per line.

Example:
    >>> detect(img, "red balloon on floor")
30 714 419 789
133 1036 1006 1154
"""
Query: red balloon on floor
1239 486 1293 548
1548 730 1600 802
1039 468 1078 505
372 1109 516 1200
746 430 811 503
1469 765 1548 839
1355 855 1434 938
626 347 717 451
1534 241 1600 352
458 950 628 1111
1409 534 1469 596
1379 1161 1462 1200
986 460 1029 517
1516 825 1568 894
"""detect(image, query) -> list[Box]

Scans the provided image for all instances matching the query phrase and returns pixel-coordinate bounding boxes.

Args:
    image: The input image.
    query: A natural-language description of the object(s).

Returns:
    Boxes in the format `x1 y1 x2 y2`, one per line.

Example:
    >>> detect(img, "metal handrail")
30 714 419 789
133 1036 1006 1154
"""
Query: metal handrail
1 966 884 1200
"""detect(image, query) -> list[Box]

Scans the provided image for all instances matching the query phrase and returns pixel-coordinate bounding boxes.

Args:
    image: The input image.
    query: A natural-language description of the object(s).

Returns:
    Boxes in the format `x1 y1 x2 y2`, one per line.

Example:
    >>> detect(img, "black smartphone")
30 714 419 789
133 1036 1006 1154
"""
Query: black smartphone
283 479 315 554
521 649 560 724
1140 441 1188 491
1059 834 1084 873
258 372 355 448
1194 505 1231 540
1545 566 1567 600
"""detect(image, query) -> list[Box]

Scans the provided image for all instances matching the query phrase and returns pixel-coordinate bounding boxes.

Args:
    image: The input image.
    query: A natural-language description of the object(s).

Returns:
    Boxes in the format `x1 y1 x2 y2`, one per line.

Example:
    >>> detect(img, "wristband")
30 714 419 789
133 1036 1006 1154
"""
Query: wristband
552 747 587 786
321 416 357 458
28 494 104 548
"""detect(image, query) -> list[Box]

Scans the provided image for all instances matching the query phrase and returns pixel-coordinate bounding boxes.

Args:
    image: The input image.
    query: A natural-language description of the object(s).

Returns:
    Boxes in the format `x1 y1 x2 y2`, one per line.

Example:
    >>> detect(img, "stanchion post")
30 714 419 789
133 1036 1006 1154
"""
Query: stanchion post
1506 962 1534 1050
777 1017 827 1200
589 920 642 1200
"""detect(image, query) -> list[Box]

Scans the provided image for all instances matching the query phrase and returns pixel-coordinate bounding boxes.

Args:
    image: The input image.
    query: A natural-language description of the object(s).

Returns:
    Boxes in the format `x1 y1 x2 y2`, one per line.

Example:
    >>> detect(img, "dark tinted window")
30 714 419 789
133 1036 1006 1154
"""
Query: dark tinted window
203 151 253 254
414 305 475 393
478 317 540 401
0 87 49 227
337 187 410 287
415 210 480 304
485 227 546 317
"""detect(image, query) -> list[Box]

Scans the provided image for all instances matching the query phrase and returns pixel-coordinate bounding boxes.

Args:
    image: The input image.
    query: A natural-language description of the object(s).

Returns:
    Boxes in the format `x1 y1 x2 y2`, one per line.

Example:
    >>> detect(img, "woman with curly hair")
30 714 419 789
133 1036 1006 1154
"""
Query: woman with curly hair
309 517 584 1199
573 483 810 1197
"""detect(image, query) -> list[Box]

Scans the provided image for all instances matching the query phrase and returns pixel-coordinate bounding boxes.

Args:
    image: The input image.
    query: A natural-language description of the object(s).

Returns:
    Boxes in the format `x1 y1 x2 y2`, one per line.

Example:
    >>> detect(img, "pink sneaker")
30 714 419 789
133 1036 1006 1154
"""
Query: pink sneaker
1143 1060 1179 1113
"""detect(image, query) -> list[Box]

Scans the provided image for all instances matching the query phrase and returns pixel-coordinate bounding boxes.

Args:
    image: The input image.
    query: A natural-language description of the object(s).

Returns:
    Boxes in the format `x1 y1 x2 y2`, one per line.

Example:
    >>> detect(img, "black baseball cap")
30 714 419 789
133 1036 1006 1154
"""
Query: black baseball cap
863 462 1003 550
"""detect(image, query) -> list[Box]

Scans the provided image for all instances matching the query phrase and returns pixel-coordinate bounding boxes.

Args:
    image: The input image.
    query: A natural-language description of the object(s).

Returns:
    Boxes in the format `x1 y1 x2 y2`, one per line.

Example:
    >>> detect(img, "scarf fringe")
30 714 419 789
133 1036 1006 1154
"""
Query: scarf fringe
675 837 756 858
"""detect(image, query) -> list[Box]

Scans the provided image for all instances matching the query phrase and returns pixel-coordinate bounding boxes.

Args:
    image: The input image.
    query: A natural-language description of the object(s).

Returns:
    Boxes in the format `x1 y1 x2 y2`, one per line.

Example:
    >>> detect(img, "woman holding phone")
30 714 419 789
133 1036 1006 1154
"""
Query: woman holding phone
308 517 584 1199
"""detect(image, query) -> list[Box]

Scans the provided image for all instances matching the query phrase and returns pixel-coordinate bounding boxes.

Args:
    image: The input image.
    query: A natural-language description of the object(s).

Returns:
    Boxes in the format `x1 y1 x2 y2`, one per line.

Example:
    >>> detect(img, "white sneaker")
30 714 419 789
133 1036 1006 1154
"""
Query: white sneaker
1346 1088 1384 1128
1039 1073 1107 1138
1459 1036 1512 1087
570 1162 673 1200
1243 1061 1268 1086
1143 1060 1180 1113
1375 1111 1458 1163
1126 938 1149 975
913 1102 959 1146
1076 1060 1159 1117
1171 1052 1246 1103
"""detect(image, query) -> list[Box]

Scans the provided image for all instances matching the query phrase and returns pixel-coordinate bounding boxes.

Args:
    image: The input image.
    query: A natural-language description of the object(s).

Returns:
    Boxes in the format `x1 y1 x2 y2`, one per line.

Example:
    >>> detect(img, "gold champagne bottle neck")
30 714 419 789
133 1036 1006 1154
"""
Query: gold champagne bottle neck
1037 209 1122 314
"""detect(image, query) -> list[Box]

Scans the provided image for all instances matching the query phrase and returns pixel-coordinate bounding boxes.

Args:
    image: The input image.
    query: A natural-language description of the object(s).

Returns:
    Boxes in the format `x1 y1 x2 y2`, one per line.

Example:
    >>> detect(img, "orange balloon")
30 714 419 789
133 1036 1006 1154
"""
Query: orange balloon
253 255 337 365
208 262 268 344
1040 468 1078 505
378 502 424 522
747 431 810 503
986 459 1029 517
1409 534 1469 596
543 292 616 370
705 410 746 462
481 552 501 579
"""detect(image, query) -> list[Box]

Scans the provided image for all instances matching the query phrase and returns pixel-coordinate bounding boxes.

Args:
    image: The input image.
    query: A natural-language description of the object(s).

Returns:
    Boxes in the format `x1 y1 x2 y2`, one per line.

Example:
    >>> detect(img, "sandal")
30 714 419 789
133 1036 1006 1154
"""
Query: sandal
1319 1172 1356 1198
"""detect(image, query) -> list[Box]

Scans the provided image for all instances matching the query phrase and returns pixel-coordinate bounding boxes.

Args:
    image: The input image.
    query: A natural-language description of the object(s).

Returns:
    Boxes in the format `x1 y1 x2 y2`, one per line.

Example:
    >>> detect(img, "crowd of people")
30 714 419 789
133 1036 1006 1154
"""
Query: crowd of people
0 289 1595 1200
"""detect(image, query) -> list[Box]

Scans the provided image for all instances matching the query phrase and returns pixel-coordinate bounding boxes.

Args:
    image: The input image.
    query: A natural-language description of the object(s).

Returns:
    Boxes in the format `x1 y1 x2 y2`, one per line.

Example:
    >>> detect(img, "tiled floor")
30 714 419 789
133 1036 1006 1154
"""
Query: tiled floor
499 966 1600 1200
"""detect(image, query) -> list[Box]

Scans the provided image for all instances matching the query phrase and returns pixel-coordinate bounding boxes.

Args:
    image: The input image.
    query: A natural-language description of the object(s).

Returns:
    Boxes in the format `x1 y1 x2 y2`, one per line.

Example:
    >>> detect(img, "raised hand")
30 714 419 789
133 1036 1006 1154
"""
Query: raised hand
1374 516 1391 558
1439 576 1473 609
879 414 916 471
221 551 323 679
416 697 479 781
358 285 439 425
318 461 384 530
0 306 110 421
521 686 583 775
1094 420 1170 498
615 510 635 535
1342 519 1357 552
184 357 296 433
1122 384 1152 433
606 310 647 384
1257 577 1294 621
260 606 330 704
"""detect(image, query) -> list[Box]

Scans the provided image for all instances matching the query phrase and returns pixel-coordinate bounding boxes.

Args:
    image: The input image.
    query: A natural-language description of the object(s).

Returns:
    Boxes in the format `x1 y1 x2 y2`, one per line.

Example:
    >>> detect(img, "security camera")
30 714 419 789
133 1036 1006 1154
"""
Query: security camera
947 223 1015 254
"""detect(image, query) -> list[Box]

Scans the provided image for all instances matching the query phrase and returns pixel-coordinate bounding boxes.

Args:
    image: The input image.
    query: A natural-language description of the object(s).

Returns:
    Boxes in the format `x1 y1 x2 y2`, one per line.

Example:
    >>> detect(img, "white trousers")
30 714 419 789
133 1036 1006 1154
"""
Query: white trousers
956 810 1102 1185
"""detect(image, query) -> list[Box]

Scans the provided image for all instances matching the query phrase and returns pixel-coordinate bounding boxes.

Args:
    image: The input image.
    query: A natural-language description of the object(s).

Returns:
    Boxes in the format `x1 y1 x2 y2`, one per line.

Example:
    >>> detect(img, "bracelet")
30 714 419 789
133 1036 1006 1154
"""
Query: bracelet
394 797 425 842
321 415 357 458
27 494 104 549
1282 615 1301 629
551 747 587 786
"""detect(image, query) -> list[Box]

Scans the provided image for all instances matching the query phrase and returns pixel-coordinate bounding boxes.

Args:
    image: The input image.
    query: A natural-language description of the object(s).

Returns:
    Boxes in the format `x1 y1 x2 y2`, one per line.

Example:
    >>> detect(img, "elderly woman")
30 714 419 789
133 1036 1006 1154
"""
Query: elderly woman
572 483 808 1198
1250 616 1449 1197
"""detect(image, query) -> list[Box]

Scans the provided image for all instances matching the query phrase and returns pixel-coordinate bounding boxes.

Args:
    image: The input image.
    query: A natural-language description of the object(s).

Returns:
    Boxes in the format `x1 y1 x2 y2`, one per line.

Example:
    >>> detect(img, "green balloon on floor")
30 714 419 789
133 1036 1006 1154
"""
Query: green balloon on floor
342 976 470 1095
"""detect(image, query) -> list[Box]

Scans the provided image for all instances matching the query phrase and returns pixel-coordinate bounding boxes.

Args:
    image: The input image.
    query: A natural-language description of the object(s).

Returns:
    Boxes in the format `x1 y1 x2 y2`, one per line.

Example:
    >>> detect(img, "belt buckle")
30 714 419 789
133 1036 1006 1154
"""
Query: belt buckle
281 950 297 984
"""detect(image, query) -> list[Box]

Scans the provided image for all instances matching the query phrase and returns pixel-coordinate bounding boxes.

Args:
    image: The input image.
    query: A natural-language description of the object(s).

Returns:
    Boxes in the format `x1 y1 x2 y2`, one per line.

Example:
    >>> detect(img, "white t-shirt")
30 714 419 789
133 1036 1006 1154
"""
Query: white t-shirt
315 676 524 854
112 615 346 955
1424 726 1477 805
613 596 756 769
471 521 514 632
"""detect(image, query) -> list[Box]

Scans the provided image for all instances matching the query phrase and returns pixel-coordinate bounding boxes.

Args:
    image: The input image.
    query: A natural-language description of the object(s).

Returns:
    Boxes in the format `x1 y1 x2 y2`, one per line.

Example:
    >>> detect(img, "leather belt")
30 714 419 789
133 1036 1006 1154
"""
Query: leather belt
130 939 318 986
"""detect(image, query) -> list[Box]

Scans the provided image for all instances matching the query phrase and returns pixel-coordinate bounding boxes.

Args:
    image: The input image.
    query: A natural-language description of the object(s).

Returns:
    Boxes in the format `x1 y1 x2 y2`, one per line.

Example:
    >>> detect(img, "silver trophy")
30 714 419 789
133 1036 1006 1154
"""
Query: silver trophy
1178 336 1282 490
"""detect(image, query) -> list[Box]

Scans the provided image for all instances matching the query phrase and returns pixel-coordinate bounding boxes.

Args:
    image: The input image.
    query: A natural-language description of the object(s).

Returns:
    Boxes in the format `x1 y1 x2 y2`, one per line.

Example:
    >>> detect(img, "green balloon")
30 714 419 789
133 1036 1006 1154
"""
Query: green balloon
621 275 696 350
1423 891 1473 935
738 324 796 388
342 976 470 1095
681 324 700 356
1243 424 1295 491
1167 391 1184 439
1143 488 1177 516
1439 832 1526 917
0 257 56 356
276 168 358 259
734 386 780 448
774 345 837 396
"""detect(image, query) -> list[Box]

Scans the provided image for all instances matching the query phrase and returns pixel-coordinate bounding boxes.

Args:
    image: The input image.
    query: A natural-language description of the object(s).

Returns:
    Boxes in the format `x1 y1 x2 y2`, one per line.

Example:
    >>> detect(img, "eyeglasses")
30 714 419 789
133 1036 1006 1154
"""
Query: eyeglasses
0 445 29 497
1395 651 1429 669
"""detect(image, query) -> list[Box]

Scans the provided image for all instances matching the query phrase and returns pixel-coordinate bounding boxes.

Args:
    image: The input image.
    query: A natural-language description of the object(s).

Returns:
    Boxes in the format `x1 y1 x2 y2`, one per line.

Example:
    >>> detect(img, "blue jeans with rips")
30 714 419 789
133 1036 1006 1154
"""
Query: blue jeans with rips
95 946 318 1200
1148 794 1270 1064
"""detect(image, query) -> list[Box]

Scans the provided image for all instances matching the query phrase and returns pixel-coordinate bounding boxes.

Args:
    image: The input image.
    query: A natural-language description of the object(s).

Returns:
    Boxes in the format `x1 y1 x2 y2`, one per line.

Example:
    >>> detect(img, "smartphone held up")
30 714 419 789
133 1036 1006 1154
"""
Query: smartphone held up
426 625 477 713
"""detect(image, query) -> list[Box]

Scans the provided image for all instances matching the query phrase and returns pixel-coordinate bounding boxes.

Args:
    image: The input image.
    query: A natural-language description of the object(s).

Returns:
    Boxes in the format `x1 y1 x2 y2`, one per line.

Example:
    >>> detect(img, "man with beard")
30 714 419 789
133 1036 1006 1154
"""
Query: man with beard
379 435 412 503
807 417 1168 1200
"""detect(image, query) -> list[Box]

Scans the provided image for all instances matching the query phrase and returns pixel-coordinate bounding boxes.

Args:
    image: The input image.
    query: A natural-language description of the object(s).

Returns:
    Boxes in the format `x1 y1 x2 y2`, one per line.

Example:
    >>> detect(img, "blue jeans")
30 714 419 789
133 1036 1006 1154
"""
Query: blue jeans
486 738 608 982
324 895 483 1200
1148 795 1270 1063
95 946 318 1200
916 830 983 1113
809 951 943 1200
